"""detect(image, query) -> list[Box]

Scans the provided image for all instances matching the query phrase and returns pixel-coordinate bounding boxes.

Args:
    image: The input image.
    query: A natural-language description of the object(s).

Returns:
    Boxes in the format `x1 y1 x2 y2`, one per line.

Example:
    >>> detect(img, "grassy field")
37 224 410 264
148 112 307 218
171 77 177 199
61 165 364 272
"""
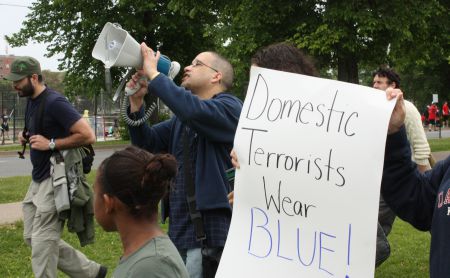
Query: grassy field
0 171 168 278
0 218 428 277
428 137 450 152
0 176 432 278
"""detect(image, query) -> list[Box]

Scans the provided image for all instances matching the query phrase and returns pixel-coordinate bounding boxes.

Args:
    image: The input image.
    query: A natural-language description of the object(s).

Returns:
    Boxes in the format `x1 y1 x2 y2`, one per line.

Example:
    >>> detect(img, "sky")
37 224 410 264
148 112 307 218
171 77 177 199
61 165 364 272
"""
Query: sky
0 1 62 71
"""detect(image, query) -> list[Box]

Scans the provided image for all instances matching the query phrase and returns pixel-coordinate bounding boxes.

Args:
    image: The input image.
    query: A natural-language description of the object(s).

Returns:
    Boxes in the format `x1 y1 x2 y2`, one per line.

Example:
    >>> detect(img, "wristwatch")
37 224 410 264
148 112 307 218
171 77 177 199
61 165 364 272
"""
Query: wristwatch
49 138 56 151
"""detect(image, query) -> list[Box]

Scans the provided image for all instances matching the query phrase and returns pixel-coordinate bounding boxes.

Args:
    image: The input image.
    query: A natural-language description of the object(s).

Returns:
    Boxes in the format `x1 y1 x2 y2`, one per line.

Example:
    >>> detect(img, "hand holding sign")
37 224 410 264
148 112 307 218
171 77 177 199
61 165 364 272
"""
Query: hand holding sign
386 88 406 134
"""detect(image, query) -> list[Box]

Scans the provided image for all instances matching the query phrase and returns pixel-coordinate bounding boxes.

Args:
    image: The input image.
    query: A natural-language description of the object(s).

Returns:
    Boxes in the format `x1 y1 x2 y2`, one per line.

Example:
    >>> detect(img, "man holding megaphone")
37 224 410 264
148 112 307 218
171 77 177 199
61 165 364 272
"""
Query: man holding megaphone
126 43 242 278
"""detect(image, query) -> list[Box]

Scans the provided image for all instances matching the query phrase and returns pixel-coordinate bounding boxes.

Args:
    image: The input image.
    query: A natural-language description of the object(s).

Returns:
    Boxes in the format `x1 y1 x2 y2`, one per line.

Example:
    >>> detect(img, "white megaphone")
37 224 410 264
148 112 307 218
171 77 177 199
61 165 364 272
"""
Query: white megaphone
92 22 181 127
92 22 180 98
92 22 180 74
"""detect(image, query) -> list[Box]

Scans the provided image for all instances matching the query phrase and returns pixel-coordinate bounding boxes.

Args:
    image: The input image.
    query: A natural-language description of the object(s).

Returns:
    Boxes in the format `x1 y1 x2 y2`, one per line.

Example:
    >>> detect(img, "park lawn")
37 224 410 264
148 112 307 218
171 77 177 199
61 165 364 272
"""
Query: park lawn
0 218 427 277
0 171 97 204
428 137 450 152
0 175 31 203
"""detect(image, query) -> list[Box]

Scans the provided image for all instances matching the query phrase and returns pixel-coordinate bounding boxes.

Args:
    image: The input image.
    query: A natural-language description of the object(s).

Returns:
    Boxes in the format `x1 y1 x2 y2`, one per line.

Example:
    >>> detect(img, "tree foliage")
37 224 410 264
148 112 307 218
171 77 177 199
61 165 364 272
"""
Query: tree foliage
42 70 65 94
6 0 449 108
6 0 216 99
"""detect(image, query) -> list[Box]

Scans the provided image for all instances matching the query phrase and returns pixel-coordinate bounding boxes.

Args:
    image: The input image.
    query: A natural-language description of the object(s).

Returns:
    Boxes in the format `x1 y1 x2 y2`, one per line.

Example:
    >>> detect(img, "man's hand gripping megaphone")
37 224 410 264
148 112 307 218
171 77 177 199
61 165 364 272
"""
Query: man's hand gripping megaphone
125 43 180 97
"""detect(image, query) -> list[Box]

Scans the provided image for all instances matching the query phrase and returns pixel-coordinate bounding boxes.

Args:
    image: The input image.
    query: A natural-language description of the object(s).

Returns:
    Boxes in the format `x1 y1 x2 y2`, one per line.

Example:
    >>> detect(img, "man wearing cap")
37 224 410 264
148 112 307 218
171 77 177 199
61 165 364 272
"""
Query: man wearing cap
4 57 106 278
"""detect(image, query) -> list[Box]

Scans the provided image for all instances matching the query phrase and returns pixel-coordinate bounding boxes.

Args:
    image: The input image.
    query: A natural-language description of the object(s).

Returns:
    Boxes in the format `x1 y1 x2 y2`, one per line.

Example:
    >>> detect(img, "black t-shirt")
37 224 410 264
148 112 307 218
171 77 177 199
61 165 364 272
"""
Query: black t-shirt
25 88 81 182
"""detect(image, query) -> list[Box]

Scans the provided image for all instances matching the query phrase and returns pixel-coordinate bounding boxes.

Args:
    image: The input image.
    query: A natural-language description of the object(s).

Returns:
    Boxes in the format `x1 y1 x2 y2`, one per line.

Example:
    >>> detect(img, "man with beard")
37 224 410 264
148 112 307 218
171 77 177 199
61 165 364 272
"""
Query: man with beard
126 43 242 278
4 57 106 278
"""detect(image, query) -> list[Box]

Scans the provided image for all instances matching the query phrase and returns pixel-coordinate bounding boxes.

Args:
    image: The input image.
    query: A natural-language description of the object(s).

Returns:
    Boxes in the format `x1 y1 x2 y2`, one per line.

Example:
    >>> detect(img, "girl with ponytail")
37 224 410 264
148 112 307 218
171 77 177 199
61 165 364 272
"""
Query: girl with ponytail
94 146 188 277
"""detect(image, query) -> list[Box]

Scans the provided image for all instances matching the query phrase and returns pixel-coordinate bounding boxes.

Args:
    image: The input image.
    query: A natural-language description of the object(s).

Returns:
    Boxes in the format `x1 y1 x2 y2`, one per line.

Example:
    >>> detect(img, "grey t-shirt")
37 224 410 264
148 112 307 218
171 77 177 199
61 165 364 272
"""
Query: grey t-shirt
113 235 189 278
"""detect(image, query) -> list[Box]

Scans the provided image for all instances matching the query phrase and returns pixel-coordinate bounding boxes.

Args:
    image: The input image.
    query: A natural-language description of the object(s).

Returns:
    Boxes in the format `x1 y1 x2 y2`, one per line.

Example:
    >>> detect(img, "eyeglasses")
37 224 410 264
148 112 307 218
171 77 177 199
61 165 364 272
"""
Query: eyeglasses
191 59 219 73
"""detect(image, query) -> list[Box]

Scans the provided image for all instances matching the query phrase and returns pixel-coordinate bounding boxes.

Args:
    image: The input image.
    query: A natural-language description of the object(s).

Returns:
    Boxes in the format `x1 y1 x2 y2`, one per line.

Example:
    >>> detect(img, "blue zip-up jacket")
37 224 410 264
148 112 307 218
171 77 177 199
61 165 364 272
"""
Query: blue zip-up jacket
128 74 242 216
382 126 450 278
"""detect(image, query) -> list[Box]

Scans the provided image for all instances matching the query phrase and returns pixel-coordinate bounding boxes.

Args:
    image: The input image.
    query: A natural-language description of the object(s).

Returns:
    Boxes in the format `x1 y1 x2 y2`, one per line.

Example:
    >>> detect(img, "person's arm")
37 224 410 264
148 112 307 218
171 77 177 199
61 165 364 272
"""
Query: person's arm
29 97 95 151
138 42 242 143
381 128 447 231
29 118 95 151
149 76 242 142
127 106 173 153
404 101 431 172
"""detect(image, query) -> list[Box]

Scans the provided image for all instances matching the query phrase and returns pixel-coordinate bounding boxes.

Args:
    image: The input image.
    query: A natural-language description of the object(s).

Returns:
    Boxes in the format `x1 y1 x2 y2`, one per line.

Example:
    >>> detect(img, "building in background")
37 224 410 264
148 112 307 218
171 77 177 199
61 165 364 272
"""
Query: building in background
0 55 16 80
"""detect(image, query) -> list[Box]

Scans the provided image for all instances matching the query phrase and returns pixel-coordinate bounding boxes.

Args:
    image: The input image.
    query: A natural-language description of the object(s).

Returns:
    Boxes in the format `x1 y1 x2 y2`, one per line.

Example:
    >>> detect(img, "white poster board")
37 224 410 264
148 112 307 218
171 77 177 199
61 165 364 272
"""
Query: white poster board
217 67 395 278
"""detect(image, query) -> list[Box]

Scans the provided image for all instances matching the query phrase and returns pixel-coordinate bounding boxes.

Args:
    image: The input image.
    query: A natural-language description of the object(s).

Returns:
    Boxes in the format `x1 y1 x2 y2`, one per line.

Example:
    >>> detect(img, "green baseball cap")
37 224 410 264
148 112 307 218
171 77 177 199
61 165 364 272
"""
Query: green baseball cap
4 56 41 81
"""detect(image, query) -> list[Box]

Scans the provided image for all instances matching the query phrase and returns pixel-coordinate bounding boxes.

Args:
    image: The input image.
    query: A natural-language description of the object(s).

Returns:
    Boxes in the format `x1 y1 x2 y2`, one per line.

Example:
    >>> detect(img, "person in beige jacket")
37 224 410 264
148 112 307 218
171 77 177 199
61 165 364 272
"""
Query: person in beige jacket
372 67 431 266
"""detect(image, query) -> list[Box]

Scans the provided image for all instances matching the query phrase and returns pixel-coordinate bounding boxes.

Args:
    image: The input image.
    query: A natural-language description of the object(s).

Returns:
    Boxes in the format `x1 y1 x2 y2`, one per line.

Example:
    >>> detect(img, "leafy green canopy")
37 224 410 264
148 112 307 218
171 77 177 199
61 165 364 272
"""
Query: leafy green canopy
6 0 216 99
7 0 449 107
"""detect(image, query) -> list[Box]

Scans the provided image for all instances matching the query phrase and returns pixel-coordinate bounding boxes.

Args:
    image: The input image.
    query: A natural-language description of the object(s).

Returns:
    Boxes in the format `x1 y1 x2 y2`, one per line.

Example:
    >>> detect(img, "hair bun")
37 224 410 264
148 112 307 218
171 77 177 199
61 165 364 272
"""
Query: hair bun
142 154 177 188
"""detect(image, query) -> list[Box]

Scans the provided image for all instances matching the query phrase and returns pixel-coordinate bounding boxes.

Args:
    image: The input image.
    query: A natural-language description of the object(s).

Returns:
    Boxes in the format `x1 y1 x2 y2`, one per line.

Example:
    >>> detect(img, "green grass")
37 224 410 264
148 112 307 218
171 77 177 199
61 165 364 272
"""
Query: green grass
428 137 450 152
0 170 168 277
0 149 435 277
0 172 97 204
375 220 430 277
0 176 31 203
0 221 122 278
0 218 427 277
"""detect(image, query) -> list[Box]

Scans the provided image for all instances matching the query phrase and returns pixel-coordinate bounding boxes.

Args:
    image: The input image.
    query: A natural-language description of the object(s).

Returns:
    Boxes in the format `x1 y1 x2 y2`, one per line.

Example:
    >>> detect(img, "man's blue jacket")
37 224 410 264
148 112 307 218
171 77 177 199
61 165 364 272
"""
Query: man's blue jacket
128 74 242 217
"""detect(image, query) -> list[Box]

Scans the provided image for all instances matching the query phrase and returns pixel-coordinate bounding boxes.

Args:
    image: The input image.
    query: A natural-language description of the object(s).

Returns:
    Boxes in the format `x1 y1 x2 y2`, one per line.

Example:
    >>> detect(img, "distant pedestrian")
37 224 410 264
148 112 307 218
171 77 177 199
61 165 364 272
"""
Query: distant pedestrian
428 102 438 131
1 108 10 141
442 101 449 127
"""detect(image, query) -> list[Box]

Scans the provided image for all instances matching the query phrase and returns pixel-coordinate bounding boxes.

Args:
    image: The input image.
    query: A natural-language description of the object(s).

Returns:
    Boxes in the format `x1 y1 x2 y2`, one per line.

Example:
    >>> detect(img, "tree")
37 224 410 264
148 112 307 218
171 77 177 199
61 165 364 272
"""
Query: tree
388 0 450 108
7 0 449 107
171 0 448 101
6 0 216 101
42 70 65 94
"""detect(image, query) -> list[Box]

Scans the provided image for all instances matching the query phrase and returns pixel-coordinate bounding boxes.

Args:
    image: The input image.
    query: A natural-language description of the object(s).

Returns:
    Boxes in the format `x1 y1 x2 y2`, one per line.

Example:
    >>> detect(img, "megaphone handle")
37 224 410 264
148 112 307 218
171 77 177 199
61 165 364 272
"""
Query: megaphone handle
105 67 112 95
113 68 136 102
125 76 148 96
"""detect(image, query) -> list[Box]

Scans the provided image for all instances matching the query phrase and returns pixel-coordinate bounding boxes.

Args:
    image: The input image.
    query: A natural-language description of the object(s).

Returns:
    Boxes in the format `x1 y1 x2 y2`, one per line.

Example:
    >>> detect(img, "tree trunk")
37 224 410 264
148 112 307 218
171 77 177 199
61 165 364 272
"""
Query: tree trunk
337 52 359 84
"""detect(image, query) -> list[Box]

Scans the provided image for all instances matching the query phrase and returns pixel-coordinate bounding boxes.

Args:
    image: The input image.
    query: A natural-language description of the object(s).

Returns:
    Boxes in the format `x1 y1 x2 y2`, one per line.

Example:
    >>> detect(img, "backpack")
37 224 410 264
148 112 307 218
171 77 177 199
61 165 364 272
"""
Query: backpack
26 90 95 173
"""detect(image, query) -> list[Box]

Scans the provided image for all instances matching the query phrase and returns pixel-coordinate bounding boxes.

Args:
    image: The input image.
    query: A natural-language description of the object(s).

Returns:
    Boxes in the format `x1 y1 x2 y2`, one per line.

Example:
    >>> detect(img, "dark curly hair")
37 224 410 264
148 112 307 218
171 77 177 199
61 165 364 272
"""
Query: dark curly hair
251 42 318 77
98 146 177 218
372 68 401 88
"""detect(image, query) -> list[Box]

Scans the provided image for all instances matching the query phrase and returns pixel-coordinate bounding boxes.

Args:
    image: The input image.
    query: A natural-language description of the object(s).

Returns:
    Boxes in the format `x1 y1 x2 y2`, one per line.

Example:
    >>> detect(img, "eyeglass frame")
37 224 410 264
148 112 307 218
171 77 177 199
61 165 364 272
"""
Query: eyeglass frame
191 59 219 73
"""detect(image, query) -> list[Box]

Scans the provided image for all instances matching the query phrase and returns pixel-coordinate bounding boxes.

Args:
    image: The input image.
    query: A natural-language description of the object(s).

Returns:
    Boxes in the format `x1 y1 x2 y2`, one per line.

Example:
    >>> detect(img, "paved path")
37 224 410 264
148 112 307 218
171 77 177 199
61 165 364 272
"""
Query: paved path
0 202 22 225
0 148 121 178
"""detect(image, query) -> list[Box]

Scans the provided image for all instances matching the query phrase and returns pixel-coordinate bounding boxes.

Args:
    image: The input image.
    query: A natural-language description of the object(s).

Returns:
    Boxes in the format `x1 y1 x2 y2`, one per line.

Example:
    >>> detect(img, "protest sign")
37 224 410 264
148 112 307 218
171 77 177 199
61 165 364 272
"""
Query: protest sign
217 67 396 278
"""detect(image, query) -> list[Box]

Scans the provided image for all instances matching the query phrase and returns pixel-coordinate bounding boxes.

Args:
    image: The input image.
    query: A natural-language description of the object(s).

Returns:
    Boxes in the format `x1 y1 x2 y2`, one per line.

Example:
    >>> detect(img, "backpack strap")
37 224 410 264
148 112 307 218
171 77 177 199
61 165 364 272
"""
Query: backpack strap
36 90 49 136
182 125 206 242
18 90 49 158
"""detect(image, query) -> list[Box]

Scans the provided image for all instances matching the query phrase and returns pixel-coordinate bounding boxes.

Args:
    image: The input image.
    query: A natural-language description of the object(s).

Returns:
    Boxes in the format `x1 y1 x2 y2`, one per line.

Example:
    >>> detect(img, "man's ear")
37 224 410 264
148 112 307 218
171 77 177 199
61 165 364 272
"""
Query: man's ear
211 71 223 86
103 194 115 214
390 82 397 89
